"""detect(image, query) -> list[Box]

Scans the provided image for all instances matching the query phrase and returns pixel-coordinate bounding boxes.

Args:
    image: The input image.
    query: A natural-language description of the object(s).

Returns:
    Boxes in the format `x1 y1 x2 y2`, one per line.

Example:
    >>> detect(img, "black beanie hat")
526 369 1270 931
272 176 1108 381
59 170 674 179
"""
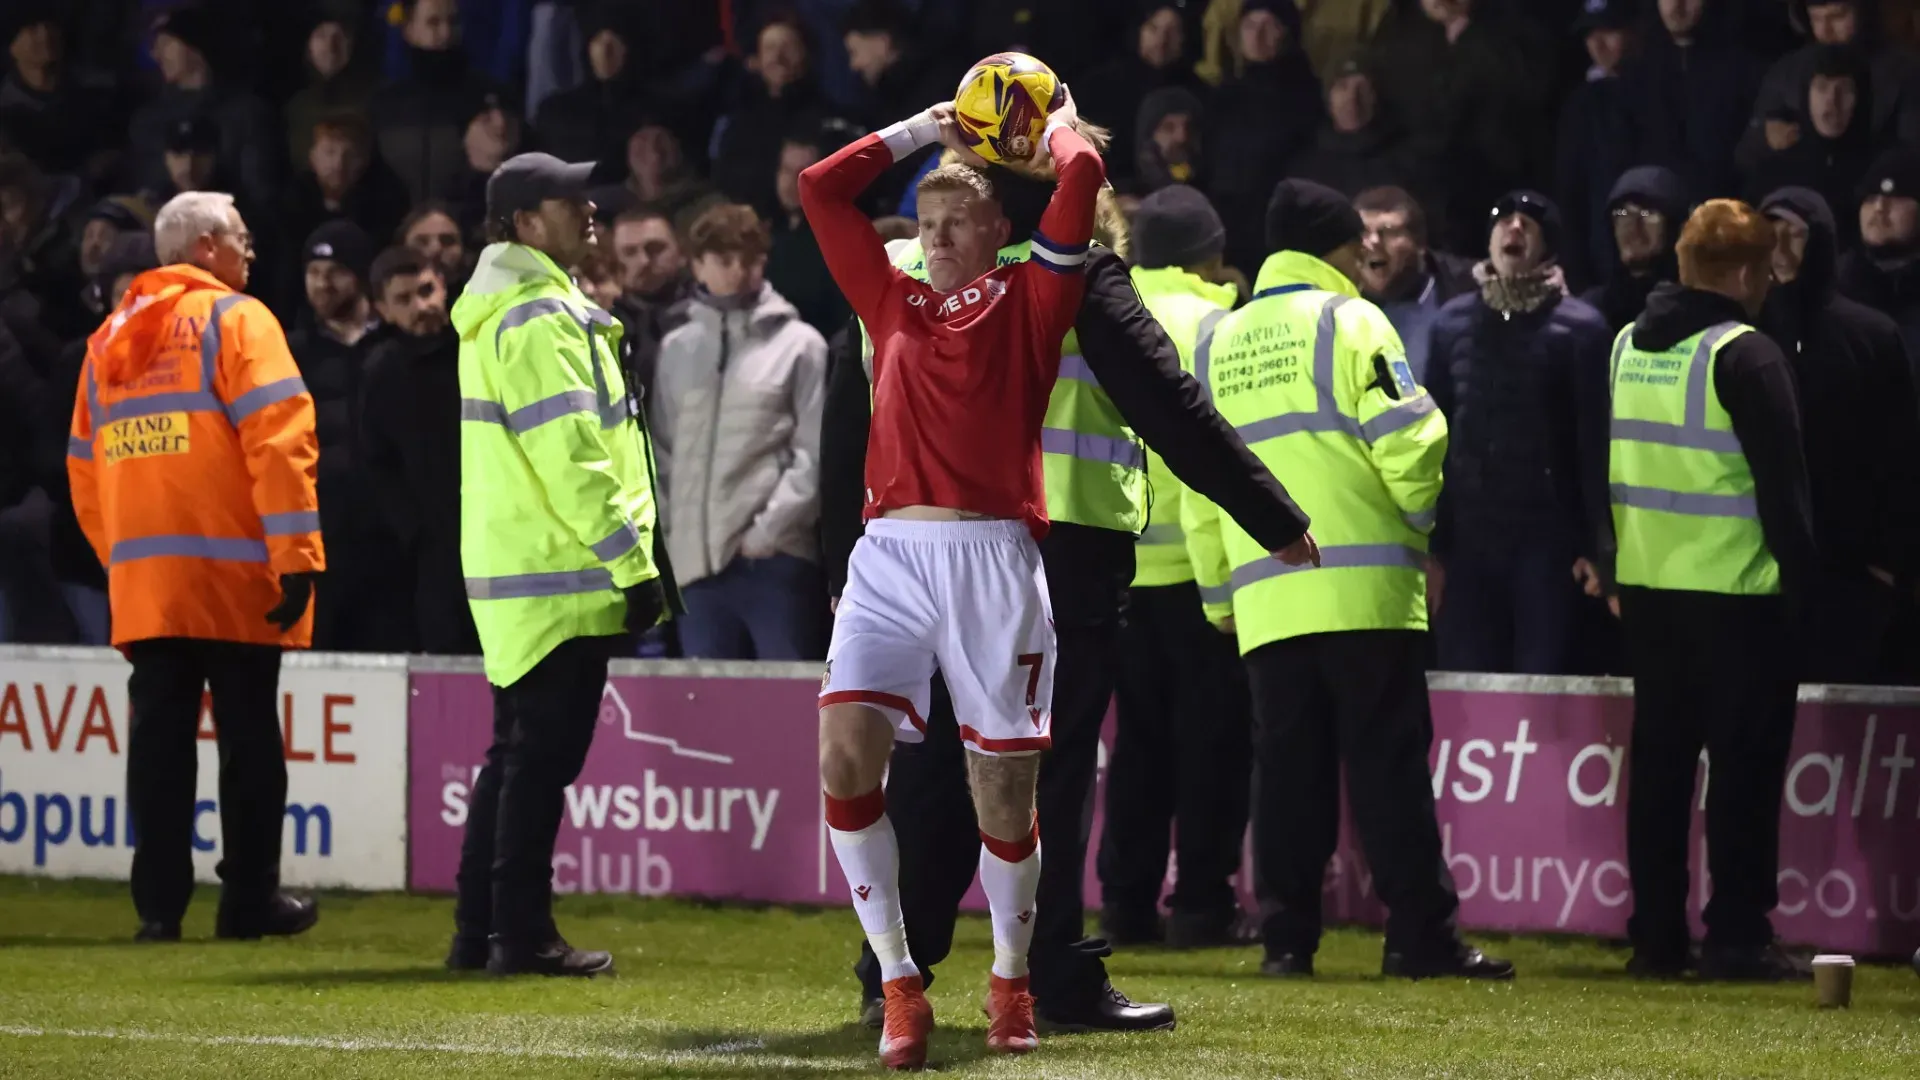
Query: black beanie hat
1488 190 1564 257
303 220 375 283
1266 179 1364 258
1132 184 1225 269
153 6 219 64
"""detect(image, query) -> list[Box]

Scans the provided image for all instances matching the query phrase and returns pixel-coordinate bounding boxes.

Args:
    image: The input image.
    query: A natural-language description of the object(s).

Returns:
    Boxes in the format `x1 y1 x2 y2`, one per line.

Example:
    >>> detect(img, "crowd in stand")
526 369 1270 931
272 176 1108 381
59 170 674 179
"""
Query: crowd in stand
1 0 1917 680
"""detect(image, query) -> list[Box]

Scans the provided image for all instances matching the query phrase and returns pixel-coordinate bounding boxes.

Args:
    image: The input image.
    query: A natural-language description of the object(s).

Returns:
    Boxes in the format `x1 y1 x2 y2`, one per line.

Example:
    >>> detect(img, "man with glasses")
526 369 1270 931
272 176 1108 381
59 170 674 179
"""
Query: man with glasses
67 190 323 943
1581 167 1688 333
1352 186 1474 382
447 152 674 976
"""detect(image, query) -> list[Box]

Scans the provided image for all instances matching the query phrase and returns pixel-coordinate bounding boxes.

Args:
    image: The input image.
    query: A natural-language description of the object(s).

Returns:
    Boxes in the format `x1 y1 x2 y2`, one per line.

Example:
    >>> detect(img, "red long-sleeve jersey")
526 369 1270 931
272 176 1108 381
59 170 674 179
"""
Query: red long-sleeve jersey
799 116 1104 536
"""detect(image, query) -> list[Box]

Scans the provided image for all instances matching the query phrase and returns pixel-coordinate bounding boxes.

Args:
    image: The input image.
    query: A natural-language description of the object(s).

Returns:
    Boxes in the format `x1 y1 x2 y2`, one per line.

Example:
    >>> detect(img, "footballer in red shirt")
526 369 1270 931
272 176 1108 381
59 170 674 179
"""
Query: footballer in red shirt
799 91 1104 1067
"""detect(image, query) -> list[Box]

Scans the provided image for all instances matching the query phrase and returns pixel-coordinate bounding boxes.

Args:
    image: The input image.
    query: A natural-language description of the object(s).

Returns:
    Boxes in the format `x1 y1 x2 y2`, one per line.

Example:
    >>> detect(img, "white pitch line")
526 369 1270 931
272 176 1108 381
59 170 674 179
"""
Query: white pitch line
0 1025 861 1071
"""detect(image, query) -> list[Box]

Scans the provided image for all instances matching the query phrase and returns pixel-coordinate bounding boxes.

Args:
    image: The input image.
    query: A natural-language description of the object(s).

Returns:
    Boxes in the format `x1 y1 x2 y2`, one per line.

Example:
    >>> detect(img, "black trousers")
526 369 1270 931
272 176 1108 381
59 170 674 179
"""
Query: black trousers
1245 629 1460 957
455 634 614 942
125 638 286 924
856 523 1131 1005
1434 541 1586 675
1096 582 1251 918
1620 587 1798 956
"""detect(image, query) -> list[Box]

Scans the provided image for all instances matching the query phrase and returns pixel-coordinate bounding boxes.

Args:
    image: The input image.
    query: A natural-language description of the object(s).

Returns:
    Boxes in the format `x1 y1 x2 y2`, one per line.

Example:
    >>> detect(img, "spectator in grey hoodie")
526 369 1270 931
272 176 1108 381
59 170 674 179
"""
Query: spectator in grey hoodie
650 203 827 660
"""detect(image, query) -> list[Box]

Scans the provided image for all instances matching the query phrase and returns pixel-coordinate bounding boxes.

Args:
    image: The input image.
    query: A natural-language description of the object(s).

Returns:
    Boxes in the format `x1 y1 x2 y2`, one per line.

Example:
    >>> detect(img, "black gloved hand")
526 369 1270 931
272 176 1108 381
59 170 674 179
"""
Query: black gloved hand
265 572 317 632
623 578 667 633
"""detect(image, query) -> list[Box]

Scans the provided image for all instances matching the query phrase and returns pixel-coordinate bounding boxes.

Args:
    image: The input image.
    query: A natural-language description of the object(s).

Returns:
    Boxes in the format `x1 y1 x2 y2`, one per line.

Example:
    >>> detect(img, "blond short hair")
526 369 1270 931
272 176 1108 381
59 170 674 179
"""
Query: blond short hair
917 163 997 203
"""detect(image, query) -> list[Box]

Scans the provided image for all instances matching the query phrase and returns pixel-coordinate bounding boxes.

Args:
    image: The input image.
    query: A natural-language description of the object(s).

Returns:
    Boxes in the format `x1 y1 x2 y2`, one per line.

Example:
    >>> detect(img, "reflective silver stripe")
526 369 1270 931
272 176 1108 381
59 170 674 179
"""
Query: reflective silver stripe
509 389 599 433
1402 505 1438 531
1139 522 1185 545
461 398 510 424
1312 296 1348 416
1230 543 1424 590
1236 410 1356 443
1609 417 1743 453
1359 394 1436 443
1608 483 1757 519
465 567 616 599
228 377 308 423
1040 427 1144 470
67 436 92 460
1684 323 1743 427
588 335 625 428
110 535 268 564
494 296 611 353
261 510 320 535
1197 582 1233 605
1612 322 1746 451
1192 308 1230 398
590 520 640 562
1057 353 1100 387
103 390 222 422
200 293 249 391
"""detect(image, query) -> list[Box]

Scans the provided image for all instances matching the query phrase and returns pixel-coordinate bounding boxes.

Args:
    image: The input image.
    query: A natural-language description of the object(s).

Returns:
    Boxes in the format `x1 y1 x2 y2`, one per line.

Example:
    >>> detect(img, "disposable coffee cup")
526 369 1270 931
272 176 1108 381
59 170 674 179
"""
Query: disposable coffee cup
1813 954 1854 1008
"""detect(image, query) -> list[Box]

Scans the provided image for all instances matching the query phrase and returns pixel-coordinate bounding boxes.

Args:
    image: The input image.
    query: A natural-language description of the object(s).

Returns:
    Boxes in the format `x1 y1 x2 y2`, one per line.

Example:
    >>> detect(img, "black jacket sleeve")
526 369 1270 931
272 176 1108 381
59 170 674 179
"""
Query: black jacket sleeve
819 317 871 599
1072 250 1309 550
1715 331 1818 613
356 342 420 548
1857 317 1920 581
1567 314 1616 565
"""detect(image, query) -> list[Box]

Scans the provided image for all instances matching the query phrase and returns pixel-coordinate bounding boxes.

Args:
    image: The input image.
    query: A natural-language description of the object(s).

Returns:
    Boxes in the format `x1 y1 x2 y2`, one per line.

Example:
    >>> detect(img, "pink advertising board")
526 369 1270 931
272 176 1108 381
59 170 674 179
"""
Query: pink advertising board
406 662 1920 955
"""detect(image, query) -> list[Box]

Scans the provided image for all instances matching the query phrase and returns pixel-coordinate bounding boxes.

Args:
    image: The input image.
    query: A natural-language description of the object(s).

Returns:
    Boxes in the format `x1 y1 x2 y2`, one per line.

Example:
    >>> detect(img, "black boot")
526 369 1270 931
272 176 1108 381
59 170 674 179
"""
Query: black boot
1164 909 1259 950
1697 943 1810 982
215 893 319 940
1036 980 1176 1033
1382 941 1514 980
134 921 181 943
1259 952 1315 977
486 936 614 977
446 933 490 971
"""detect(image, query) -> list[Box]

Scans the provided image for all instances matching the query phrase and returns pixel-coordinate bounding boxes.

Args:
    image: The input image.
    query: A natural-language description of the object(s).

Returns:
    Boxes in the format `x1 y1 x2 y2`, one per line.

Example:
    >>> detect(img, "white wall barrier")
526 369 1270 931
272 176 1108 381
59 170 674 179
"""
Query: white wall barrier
0 647 408 890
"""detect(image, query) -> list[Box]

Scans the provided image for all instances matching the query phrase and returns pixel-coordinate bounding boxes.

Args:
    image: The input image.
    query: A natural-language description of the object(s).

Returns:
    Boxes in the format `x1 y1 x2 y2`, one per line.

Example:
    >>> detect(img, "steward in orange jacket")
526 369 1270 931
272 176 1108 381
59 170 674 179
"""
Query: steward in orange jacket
68 264 325 647
68 191 325 942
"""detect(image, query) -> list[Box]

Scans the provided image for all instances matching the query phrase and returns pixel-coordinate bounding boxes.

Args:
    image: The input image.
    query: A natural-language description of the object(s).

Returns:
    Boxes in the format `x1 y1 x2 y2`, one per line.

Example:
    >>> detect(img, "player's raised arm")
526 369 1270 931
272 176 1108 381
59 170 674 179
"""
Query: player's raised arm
1032 90 1103 261
798 112 937 318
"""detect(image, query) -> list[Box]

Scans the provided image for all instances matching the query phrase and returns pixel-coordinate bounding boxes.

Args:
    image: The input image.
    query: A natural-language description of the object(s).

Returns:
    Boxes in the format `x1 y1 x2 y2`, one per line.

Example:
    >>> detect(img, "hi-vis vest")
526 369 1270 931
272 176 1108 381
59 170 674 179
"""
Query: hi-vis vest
1129 266 1237 587
1182 250 1447 655
1608 321 1779 595
859 239 1148 534
453 242 661 688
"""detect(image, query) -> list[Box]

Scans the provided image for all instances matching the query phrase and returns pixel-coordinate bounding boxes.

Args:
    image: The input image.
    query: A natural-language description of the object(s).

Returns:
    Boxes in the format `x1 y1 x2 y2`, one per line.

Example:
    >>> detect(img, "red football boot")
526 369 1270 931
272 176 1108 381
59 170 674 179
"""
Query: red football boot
878 974 934 1070
985 973 1038 1054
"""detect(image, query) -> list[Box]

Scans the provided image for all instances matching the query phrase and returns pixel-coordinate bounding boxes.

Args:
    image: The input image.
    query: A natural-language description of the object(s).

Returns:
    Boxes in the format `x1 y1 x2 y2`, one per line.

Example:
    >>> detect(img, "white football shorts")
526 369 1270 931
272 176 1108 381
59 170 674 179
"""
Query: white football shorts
820 518 1055 755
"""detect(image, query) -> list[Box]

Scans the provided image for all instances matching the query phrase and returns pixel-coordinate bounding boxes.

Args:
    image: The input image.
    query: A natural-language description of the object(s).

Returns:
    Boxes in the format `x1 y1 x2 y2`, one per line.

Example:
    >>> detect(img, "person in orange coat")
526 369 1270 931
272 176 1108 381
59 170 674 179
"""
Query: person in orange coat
67 191 327 943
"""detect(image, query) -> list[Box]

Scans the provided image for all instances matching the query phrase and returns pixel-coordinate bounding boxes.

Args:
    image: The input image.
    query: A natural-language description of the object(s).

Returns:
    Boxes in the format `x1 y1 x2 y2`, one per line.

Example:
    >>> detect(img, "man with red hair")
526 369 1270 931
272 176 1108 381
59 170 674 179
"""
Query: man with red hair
1603 198 1816 982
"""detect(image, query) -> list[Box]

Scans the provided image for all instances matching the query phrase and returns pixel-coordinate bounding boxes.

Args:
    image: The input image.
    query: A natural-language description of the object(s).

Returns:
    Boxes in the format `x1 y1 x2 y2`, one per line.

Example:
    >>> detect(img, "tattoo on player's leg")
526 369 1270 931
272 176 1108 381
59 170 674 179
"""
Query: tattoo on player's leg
966 750 1041 841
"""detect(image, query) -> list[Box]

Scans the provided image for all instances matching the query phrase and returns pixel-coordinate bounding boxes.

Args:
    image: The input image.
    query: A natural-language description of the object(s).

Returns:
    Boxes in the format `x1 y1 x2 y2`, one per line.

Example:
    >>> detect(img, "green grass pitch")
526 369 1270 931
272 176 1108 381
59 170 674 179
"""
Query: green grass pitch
1 877 1916 1079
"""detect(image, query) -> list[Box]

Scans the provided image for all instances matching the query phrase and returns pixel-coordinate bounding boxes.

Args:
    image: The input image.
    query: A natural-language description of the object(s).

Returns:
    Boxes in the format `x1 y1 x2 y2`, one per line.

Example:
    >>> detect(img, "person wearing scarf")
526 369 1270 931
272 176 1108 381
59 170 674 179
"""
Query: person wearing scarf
1425 190 1615 675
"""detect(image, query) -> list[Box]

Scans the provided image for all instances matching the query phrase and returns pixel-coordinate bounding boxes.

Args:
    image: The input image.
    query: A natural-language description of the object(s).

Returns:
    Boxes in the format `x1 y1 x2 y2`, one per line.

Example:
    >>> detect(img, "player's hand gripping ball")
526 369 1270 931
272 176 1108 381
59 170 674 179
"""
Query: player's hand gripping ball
952 52 1066 165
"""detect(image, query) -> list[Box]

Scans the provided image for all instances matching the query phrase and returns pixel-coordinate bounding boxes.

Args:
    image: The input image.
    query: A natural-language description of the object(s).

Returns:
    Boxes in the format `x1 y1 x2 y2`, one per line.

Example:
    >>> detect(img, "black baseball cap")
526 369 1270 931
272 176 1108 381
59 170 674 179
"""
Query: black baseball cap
485 152 596 221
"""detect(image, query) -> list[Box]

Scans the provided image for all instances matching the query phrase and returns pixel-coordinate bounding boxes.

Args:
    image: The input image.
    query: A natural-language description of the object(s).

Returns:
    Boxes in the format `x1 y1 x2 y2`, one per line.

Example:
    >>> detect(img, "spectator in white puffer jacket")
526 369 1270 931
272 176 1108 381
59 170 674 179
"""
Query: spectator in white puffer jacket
650 202 828 659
